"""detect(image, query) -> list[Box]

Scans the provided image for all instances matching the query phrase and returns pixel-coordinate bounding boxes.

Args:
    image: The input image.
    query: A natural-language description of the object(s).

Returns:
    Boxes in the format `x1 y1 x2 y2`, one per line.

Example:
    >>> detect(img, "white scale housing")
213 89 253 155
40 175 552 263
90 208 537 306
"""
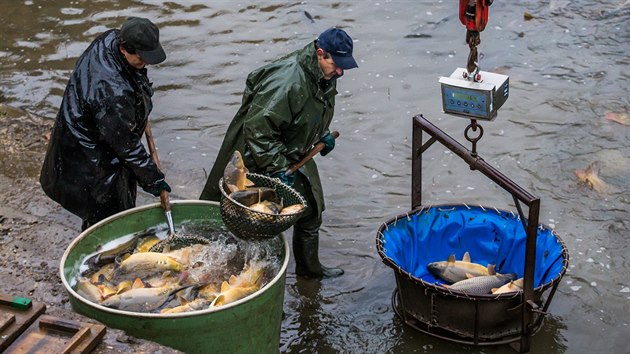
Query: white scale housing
439 67 509 121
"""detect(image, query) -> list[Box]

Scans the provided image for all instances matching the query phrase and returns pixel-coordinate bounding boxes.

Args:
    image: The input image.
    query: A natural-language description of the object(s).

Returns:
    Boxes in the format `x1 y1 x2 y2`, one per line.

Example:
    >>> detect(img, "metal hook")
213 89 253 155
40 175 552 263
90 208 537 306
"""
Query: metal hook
464 120 484 157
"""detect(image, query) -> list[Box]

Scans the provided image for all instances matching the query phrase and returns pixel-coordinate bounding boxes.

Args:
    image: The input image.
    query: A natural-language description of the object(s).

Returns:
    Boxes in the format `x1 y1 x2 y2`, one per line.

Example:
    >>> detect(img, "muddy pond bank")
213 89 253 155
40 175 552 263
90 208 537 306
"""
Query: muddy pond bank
0 103 181 353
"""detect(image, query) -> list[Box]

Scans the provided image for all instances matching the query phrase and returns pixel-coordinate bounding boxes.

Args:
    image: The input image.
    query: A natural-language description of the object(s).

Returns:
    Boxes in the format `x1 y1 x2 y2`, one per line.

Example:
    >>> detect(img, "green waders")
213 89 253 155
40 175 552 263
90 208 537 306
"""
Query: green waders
291 173 343 278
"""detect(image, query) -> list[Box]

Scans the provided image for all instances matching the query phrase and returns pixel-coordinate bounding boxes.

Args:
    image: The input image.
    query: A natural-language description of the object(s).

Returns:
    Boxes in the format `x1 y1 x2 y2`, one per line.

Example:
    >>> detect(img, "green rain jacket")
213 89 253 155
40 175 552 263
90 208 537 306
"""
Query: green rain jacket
200 41 337 215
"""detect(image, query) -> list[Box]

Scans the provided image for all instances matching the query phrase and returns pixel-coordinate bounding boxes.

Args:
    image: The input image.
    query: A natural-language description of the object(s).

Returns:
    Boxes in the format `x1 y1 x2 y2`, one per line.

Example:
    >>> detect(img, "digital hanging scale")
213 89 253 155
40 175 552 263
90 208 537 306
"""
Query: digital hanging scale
439 67 509 121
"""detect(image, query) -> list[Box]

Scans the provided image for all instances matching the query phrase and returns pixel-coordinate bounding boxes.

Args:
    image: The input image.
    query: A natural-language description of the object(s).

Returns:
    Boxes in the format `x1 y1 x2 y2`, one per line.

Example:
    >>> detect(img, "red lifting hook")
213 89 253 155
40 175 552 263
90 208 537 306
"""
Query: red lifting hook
459 0 492 33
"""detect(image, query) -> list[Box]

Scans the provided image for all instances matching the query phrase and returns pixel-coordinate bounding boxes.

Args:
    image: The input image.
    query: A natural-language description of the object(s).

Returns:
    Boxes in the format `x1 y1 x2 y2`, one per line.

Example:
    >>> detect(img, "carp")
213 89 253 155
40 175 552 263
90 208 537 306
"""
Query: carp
249 200 283 214
427 252 493 284
447 273 517 294
280 204 305 215
101 282 190 312
492 278 524 294
605 111 630 126
75 279 104 303
575 161 610 193
88 263 116 284
161 298 214 314
82 233 139 272
135 235 162 253
101 273 191 312
114 252 183 280
224 150 254 193
211 263 264 307
229 187 277 207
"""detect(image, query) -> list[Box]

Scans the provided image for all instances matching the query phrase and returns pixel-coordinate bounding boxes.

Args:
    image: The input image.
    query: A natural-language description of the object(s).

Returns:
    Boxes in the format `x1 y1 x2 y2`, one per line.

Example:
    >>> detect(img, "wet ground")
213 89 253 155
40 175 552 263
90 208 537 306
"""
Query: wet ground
1 1 629 353
0 104 181 353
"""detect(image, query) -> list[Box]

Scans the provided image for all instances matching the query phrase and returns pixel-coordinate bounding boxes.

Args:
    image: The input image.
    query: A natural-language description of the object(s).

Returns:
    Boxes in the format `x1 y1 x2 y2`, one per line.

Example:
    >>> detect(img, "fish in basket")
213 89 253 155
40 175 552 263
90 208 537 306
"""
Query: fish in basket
219 151 307 240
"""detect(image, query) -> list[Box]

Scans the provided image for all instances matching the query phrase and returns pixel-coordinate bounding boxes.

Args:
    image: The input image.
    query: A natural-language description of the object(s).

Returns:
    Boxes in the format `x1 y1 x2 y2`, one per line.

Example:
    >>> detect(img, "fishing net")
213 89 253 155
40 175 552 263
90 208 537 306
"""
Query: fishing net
377 204 568 289
219 173 306 240
148 234 211 253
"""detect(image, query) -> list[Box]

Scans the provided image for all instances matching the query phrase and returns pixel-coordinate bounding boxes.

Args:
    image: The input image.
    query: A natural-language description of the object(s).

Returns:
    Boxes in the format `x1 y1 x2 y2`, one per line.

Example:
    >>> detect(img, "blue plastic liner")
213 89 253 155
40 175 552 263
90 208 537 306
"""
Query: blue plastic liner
380 205 566 288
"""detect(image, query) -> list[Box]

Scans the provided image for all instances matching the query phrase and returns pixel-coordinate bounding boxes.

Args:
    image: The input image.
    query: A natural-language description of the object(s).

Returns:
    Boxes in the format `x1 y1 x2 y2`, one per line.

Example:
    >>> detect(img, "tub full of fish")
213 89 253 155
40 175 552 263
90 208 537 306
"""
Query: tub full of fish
219 150 306 240
376 204 569 344
60 200 288 354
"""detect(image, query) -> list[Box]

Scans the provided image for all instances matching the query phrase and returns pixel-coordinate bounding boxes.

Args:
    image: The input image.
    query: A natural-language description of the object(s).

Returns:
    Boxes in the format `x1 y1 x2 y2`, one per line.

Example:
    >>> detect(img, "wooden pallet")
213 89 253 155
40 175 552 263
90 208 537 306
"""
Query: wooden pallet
0 294 46 351
0 294 106 353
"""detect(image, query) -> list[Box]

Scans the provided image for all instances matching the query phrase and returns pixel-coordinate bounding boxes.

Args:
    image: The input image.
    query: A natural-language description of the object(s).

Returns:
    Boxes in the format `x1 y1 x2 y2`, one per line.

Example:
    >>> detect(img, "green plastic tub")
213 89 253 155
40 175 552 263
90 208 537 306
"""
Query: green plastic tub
60 200 288 354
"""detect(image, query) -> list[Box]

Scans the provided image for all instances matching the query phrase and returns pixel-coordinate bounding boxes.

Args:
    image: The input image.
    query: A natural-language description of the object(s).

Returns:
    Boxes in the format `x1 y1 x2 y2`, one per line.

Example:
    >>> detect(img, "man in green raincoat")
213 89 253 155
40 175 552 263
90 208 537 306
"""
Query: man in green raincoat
200 28 358 278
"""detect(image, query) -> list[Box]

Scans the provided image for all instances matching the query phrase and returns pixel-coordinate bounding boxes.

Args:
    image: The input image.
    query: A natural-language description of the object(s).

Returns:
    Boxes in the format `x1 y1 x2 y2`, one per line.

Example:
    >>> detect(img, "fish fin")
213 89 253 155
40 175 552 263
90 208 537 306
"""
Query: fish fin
177 271 190 285
244 178 255 188
176 294 189 306
488 264 496 275
587 161 600 175
465 273 475 279
447 254 456 263
97 285 116 298
491 288 498 293
229 274 238 285
227 183 239 193
211 294 225 307
132 278 144 289
220 281 230 293
462 252 471 263
114 253 127 266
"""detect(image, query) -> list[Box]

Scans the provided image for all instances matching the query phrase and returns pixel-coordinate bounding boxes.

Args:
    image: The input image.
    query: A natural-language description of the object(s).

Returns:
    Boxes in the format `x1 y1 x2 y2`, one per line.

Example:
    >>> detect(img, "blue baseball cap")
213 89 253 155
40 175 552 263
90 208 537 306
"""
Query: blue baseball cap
316 28 358 70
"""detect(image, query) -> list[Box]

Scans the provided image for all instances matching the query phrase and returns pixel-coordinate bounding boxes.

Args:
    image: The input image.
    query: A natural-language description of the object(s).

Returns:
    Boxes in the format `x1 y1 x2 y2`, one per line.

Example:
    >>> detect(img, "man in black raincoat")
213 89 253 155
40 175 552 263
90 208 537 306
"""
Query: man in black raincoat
41 17 171 231
200 28 358 278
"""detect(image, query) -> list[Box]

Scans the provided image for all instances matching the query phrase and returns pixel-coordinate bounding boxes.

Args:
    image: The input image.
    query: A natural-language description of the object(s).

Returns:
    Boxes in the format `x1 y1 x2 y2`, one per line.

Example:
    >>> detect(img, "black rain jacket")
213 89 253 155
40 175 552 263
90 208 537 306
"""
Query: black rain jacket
40 29 164 221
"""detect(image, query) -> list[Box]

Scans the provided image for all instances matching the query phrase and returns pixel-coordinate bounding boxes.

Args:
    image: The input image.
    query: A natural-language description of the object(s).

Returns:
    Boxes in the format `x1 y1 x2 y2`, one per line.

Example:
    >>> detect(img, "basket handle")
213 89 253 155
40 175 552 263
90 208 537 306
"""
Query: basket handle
285 131 339 177
145 123 171 213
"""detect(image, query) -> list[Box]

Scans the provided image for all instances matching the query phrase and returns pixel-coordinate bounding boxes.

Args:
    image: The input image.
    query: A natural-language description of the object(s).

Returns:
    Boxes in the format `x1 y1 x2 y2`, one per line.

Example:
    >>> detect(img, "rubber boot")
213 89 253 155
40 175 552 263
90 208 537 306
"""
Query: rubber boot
293 230 344 278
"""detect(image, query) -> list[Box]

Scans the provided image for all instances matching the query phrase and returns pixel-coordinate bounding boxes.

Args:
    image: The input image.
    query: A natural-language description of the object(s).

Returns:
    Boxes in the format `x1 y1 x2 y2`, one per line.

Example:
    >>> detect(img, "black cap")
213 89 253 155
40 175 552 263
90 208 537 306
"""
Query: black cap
120 17 166 65
316 28 358 70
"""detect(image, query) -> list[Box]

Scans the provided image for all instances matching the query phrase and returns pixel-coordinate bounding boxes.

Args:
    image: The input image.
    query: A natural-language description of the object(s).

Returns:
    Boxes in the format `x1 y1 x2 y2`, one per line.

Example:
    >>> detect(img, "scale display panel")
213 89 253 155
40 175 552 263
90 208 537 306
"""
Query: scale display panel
441 84 491 119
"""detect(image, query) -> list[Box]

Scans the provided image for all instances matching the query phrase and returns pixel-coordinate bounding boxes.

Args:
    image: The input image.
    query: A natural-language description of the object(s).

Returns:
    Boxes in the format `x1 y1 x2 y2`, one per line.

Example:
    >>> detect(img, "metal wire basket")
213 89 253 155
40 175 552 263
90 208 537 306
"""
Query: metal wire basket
219 173 307 240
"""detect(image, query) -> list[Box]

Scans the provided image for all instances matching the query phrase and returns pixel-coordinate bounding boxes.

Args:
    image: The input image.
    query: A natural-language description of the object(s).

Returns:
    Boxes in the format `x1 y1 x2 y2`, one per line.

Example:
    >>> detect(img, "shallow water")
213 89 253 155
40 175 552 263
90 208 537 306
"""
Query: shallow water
1 0 628 352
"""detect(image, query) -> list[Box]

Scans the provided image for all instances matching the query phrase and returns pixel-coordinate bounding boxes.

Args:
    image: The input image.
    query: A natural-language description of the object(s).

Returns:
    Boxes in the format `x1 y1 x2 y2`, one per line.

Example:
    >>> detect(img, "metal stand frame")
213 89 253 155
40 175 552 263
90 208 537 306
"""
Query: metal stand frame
411 114 541 353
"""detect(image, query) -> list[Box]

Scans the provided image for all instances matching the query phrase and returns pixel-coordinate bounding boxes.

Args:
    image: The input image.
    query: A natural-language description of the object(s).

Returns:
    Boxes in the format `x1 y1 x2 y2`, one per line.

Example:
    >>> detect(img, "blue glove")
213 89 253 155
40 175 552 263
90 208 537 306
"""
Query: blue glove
147 180 171 197
319 133 335 156
272 171 296 186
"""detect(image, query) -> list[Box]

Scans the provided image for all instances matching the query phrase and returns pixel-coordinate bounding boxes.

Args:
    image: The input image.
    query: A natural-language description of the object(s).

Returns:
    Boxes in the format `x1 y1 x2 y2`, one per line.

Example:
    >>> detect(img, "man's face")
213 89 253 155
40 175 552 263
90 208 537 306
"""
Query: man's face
317 48 343 81
120 47 146 69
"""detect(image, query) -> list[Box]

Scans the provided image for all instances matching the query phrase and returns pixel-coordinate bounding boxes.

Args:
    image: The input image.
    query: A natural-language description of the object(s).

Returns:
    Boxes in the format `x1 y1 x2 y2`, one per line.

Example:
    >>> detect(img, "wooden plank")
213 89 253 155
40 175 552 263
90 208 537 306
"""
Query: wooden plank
0 296 46 352
61 327 91 354
39 315 83 332
4 314 106 354
0 312 16 332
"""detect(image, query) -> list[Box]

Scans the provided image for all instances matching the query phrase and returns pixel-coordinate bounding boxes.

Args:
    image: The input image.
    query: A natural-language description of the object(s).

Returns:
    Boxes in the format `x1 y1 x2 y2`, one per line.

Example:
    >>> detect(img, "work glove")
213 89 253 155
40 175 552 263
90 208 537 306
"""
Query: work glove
319 133 335 156
272 171 296 187
146 180 171 197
